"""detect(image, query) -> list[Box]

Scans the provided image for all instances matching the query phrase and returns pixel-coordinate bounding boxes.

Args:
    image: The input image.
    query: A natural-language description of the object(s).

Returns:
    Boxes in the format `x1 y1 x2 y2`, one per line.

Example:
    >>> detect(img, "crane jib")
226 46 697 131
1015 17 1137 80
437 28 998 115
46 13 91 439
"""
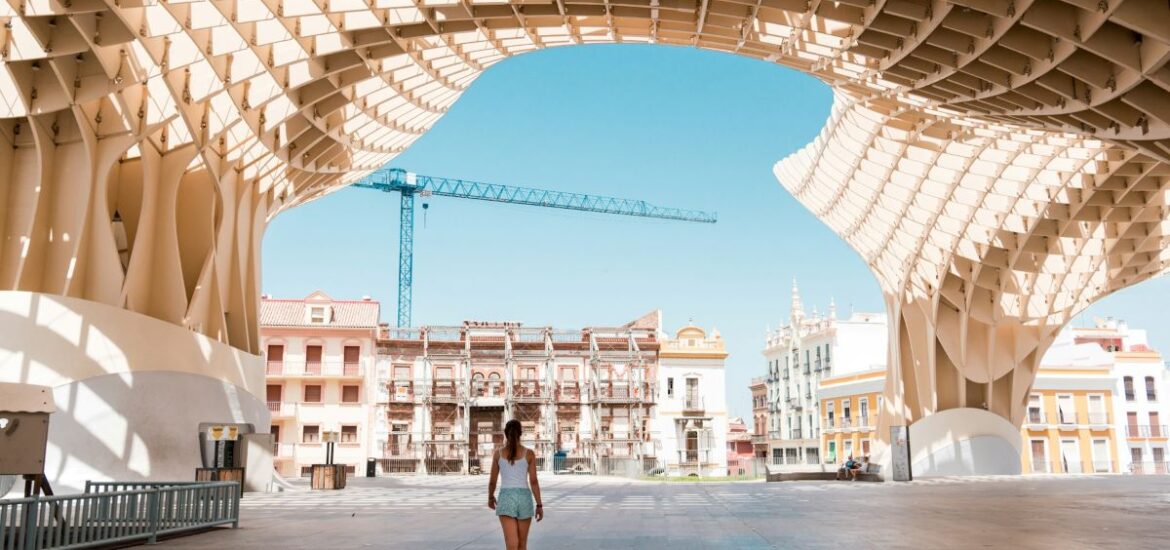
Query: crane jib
352 168 718 326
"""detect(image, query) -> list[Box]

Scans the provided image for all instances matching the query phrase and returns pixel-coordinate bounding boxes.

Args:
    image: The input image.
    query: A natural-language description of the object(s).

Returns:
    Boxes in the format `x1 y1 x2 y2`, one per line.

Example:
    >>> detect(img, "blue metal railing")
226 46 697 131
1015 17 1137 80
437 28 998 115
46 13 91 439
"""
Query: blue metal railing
0 481 238 549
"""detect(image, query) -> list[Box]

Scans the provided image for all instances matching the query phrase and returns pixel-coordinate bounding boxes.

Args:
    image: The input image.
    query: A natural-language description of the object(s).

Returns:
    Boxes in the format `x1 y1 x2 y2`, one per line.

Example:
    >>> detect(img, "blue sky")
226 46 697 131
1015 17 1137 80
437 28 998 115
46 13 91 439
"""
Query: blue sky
262 44 1170 420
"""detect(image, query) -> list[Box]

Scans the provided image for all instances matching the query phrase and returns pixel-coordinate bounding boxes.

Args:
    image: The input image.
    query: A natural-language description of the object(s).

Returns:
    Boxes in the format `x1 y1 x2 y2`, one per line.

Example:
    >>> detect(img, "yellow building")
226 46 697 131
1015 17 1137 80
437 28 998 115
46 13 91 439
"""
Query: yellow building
818 369 885 464
1019 336 1120 474
817 336 1123 475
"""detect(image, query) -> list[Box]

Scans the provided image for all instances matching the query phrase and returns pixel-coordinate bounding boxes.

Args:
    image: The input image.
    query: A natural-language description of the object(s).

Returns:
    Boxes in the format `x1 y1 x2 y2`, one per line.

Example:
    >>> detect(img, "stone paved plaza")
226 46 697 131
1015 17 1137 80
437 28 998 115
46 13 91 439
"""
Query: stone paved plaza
163 475 1170 549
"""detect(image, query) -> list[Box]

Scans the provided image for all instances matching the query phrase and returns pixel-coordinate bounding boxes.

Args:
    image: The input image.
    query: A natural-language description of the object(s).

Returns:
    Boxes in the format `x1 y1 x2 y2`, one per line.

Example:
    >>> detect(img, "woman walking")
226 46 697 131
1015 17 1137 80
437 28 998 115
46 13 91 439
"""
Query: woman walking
488 419 544 550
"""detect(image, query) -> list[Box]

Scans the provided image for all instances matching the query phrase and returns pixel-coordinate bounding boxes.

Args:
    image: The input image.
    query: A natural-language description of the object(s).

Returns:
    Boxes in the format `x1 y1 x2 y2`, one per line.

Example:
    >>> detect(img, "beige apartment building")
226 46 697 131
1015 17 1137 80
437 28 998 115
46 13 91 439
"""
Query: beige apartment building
376 312 661 474
261 292 381 477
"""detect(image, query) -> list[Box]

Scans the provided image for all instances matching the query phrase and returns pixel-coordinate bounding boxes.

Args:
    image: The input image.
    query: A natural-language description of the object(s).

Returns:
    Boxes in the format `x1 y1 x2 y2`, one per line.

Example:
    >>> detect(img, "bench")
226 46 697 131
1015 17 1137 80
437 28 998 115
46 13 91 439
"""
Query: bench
766 463 882 482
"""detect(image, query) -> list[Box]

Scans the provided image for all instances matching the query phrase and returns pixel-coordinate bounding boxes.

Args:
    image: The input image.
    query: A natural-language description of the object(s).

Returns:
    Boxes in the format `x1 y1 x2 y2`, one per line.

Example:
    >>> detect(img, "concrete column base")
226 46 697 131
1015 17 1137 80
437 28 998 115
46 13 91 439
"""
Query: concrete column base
907 408 1022 477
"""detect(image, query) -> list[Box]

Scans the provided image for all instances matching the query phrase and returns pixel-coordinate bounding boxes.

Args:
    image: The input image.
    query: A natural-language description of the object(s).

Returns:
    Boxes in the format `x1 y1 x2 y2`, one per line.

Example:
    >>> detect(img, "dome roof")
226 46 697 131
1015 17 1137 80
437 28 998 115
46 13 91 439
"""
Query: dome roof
675 324 706 339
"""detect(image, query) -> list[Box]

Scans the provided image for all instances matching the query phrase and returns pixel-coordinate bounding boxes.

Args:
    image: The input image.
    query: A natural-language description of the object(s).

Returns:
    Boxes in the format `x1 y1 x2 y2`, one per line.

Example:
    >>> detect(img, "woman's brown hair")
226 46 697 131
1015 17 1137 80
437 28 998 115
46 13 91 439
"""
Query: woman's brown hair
503 419 522 464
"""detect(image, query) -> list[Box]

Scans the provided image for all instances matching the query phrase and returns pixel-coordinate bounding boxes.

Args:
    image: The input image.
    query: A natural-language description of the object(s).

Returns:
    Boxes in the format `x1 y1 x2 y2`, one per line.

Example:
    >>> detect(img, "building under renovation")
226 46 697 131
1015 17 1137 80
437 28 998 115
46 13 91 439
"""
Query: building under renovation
375 312 662 474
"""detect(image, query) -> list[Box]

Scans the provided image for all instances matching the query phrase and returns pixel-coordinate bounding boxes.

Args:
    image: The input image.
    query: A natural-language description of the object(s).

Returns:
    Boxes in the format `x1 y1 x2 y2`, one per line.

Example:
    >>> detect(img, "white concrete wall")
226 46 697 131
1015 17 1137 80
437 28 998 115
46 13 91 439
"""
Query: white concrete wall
831 319 888 377
908 408 1022 477
0 291 268 492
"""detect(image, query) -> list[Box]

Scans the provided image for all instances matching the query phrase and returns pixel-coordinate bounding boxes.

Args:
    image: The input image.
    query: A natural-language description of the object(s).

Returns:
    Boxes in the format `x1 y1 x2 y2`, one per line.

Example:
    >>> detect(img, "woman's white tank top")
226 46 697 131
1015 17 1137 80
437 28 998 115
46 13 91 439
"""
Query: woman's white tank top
498 450 529 489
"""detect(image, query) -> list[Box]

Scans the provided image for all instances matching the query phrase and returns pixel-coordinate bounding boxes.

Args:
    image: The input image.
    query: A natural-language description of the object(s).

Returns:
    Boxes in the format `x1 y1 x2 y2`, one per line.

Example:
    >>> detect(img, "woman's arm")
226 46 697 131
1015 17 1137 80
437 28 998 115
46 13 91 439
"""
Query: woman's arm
527 449 543 521
488 450 499 509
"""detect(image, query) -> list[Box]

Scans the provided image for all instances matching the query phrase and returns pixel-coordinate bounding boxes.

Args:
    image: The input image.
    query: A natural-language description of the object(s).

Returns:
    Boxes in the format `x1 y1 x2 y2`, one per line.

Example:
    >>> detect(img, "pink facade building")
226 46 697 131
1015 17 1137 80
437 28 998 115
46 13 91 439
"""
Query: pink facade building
726 417 756 476
261 291 380 477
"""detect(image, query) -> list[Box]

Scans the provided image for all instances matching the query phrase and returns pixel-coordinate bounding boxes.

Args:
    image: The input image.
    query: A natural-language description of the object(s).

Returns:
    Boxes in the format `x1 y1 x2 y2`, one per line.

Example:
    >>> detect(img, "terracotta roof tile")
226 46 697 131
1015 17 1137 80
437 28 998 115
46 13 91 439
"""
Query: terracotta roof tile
260 294 380 328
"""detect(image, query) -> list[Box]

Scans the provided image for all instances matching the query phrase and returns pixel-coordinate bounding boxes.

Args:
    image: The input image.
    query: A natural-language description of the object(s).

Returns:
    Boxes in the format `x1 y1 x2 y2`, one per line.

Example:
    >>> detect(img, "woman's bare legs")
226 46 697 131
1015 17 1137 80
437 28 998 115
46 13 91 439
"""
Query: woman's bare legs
516 518 533 550
499 516 520 550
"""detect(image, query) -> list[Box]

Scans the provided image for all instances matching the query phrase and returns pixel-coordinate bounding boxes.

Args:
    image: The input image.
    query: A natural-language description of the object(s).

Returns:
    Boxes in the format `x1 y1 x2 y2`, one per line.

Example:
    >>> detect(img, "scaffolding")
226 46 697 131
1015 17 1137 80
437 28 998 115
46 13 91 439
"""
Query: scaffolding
377 321 656 474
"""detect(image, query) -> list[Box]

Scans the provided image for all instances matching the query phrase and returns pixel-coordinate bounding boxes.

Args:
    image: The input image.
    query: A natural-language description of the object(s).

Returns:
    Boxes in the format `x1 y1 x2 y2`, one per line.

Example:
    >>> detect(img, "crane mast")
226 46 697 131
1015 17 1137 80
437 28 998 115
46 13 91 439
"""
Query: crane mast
353 167 717 327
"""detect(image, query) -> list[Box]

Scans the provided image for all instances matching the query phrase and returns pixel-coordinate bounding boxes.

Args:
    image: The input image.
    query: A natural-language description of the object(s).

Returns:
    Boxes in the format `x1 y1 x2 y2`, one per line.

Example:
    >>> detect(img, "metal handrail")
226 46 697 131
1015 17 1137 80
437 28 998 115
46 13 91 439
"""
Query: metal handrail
1 481 239 549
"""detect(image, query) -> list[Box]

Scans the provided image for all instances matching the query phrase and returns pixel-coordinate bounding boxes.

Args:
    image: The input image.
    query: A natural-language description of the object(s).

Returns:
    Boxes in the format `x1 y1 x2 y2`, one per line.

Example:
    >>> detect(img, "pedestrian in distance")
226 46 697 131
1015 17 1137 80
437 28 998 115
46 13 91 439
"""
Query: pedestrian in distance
488 419 544 550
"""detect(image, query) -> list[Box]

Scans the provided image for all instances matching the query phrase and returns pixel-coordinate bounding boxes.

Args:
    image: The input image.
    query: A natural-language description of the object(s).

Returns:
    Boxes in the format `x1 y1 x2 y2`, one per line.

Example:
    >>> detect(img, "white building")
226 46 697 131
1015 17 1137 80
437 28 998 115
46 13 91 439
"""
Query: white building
655 323 729 476
260 292 381 477
1069 318 1170 474
762 280 886 465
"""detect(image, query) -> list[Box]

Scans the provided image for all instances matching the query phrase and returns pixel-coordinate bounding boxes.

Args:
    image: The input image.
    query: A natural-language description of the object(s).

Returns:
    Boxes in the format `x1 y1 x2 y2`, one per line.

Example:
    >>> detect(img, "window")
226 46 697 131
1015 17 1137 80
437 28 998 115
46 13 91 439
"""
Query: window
303 385 322 403
827 441 836 463
266 345 284 374
1124 376 1135 401
667 377 674 398
393 366 411 380
340 425 358 443
1026 394 1043 423
305 345 322 375
1091 439 1111 472
1060 439 1081 473
1130 447 1144 472
342 385 360 403
343 346 360 375
559 366 576 380
1150 412 1162 437
436 366 453 380
859 397 869 426
861 439 871 457
826 402 834 428
266 384 282 404
302 425 320 443
1030 439 1048 472
843 440 853 459
310 306 326 323
1145 376 1157 401
685 378 700 409
1056 395 1075 424
1087 394 1106 424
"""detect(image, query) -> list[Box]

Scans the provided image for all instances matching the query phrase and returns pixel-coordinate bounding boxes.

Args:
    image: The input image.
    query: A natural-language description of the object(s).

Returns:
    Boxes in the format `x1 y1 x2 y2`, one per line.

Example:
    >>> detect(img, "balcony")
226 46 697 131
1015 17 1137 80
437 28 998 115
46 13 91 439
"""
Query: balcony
750 434 766 445
265 360 365 378
387 380 416 402
471 380 506 398
511 380 549 402
683 395 705 415
430 379 463 402
839 417 852 430
790 429 802 440
1056 411 1080 427
1127 424 1168 438
1024 411 1047 428
267 402 296 417
272 443 296 459
823 417 836 430
556 381 582 402
593 381 650 403
1087 412 1110 425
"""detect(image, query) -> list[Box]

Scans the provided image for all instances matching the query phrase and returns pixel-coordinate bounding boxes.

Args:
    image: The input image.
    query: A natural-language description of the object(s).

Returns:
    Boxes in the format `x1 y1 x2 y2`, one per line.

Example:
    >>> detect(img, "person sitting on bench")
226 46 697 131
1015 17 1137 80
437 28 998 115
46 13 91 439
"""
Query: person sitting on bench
836 456 858 480
848 456 868 480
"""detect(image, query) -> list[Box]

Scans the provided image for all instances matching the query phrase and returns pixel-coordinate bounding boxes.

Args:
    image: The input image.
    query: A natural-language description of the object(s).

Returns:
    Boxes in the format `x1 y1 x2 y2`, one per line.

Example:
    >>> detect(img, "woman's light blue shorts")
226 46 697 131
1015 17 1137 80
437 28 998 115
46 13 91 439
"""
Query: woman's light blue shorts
496 487 535 520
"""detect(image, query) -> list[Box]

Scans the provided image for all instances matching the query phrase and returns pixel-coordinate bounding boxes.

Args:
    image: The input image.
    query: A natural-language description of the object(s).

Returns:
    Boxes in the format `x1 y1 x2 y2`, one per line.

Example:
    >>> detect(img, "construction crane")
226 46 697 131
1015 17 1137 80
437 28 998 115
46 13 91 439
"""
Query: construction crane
352 167 718 328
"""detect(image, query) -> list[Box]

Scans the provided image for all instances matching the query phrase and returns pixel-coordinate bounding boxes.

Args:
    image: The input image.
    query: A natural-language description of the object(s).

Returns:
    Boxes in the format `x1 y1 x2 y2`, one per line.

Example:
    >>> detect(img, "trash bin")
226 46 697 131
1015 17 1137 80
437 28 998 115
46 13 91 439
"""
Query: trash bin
553 451 566 474
366 458 377 478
